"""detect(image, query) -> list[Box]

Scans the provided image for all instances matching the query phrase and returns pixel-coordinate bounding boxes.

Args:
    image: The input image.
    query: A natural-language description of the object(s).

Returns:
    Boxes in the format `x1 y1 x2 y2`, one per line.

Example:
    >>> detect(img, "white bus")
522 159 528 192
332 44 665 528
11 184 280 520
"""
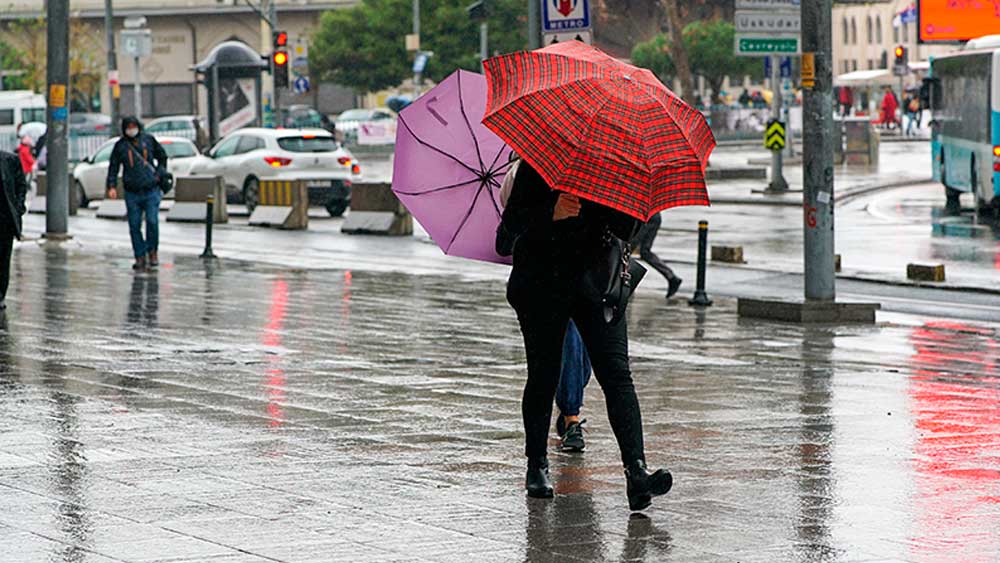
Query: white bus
927 36 1000 215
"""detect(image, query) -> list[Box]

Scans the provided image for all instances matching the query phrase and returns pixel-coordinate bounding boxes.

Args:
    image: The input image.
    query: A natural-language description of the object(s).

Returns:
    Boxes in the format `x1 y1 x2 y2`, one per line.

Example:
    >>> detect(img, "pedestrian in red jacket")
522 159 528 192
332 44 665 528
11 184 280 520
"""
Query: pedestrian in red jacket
16 136 34 175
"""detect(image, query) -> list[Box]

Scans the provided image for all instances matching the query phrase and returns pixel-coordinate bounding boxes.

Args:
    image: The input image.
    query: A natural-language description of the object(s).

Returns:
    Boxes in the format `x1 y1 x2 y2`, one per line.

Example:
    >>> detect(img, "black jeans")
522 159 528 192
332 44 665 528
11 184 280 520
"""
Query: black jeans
633 213 677 283
512 289 645 466
0 229 13 302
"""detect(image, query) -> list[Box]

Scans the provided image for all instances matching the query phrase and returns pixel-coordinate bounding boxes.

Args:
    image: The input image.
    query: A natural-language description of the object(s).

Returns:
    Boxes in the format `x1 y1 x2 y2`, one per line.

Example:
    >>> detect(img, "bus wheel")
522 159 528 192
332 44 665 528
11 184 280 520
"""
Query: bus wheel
944 187 962 215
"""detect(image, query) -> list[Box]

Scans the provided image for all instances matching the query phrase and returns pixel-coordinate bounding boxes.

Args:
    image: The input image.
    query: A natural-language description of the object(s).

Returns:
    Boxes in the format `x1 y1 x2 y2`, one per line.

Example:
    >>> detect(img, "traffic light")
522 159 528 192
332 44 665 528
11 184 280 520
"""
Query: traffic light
272 50 289 89
894 45 906 64
272 30 288 49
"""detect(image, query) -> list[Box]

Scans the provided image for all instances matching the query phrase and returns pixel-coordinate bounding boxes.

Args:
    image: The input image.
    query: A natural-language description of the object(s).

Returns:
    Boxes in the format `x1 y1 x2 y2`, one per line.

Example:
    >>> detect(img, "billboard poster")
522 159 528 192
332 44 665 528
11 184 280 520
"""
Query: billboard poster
219 78 257 136
918 0 1000 43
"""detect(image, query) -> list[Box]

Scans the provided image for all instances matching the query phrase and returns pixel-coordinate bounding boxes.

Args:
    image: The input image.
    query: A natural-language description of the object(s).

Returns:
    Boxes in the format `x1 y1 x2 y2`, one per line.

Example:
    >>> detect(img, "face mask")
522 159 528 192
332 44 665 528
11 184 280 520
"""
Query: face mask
125 128 139 138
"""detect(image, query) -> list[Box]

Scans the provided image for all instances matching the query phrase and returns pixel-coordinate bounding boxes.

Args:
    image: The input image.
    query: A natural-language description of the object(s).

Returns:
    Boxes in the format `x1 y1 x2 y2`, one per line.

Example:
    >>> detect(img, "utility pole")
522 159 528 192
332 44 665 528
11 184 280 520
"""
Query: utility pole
413 0 422 96
104 0 120 128
269 0 279 123
46 0 70 239
768 55 788 192
801 0 834 301
527 0 540 49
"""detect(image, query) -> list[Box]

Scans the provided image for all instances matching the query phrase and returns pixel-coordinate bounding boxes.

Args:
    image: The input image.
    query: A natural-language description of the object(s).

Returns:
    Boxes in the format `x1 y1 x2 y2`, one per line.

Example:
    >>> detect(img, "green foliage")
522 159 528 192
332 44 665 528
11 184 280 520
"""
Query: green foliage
310 0 526 94
631 20 760 103
0 42 28 90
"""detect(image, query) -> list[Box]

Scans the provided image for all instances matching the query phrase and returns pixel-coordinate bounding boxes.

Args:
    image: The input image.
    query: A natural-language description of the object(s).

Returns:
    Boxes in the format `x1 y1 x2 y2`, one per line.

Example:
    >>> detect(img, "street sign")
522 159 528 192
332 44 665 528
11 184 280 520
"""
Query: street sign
543 30 593 45
892 62 908 76
765 119 786 150
413 53 429 74
736 0 799 7
735 11 801 34
779 56 792 78
120 29 152 58
736 36 800 55
542 0 591 32
293 75 310 95
801 52 815 88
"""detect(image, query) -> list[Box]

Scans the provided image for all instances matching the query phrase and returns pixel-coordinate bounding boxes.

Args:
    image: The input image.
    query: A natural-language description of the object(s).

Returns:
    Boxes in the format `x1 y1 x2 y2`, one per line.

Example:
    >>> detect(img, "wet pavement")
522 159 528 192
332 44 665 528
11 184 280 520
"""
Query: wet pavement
1 243 998 562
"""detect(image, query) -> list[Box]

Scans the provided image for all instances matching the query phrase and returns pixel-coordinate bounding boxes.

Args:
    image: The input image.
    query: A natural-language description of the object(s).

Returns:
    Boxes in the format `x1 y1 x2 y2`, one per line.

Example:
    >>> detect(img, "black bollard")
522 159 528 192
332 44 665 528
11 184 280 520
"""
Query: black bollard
200 194 216 259
688 220 713 307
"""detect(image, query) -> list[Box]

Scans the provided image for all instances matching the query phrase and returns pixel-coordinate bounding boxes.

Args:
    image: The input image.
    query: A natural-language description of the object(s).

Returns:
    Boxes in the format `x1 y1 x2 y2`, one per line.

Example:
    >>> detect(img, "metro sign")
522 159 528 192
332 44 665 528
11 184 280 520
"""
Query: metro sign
542 0 590 31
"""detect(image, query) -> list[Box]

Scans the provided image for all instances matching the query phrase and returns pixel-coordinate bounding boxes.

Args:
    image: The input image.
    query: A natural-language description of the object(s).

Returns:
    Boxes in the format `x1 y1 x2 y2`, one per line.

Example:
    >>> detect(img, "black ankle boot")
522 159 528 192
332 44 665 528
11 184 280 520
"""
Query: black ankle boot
624 460 672 511
525 457 554 498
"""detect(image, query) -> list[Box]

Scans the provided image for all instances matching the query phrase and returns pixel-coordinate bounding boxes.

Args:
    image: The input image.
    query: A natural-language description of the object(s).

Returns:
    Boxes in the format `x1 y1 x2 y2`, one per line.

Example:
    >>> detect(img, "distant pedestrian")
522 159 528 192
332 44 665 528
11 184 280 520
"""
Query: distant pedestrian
0 150 29 311
905 95 921 136
838 86 854 116
738 89 752 108
106 116 168 272
881 87 899 130
631 212 682 299
16 136 35 176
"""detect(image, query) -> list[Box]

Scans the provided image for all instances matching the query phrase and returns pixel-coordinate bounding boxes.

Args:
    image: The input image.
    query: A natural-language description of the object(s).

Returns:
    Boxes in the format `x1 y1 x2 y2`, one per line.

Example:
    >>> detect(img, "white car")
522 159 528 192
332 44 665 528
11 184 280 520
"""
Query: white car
335 108 395 145
72 136 200 206
187 127 361 216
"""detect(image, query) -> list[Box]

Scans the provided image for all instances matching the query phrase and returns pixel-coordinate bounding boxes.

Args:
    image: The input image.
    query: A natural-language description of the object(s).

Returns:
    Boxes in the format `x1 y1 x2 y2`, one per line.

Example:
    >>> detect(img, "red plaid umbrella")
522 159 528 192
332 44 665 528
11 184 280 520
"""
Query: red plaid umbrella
482 41 715 221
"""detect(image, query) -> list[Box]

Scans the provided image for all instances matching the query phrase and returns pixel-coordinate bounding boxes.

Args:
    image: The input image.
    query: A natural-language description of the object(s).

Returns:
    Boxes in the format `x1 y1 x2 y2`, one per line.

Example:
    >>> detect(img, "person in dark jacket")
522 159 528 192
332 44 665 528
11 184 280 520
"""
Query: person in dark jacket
0 151 28 311
499 160 672 511
631 212 682 298
106 116 167 272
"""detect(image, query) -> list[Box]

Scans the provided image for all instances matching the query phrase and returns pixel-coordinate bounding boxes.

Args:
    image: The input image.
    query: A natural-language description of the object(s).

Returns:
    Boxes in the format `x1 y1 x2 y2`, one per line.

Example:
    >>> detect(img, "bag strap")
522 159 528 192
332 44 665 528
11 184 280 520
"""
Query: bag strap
126 139 158 174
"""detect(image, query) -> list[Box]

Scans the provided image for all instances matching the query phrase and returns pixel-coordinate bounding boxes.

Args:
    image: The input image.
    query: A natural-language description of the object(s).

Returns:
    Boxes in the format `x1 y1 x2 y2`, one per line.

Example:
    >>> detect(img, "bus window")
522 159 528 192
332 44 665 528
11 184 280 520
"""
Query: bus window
933 54 990 144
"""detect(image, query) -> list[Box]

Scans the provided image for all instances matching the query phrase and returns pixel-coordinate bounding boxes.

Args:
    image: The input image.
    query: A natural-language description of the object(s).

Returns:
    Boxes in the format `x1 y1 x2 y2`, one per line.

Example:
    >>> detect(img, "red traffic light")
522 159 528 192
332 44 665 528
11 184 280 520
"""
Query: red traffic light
894 46 904 59
273 31 288 48
272 51 288 66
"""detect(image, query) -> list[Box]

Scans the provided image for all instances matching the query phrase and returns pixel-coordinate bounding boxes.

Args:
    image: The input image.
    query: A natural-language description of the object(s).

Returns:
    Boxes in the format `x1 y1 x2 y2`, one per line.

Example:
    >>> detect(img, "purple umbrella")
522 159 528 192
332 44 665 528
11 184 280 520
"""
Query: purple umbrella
393 70 514 264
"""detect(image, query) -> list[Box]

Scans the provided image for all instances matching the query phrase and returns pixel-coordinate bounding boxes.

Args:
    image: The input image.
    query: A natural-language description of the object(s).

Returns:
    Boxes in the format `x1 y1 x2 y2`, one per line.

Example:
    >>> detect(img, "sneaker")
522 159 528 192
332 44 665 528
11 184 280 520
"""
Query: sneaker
132 257 148 272
148 251 159 267
559 419 586 452
666 277 683 299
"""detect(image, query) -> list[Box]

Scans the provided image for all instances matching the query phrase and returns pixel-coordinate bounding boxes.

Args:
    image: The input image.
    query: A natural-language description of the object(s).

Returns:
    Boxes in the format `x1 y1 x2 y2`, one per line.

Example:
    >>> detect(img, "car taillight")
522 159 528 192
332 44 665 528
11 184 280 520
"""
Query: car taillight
337 157 351 166
264 156 292 167
351 164 361 175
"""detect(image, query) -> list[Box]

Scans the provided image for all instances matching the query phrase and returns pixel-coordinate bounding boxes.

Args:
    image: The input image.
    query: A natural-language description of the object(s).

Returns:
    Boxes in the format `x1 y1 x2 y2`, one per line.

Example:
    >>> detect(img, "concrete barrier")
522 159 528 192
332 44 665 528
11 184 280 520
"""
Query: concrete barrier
248 180 308 230
843 118 879 166
342 182 412 236
29 172 79 215
907 263 945 282
167 176 228 223
711 245 744 264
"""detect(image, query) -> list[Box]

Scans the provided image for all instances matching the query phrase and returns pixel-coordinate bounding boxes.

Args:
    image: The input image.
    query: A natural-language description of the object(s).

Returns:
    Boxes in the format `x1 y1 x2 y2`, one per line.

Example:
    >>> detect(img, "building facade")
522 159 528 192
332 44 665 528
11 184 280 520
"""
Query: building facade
1 0 357 120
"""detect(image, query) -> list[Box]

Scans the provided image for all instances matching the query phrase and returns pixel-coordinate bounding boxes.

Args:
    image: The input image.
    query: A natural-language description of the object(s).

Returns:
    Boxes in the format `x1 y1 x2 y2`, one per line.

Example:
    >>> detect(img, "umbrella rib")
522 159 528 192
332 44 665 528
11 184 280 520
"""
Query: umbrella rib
485 177 503 219
486 144 508 176
456 71 487 174
394 177 482 196
444 181 487 254
398 114 481 175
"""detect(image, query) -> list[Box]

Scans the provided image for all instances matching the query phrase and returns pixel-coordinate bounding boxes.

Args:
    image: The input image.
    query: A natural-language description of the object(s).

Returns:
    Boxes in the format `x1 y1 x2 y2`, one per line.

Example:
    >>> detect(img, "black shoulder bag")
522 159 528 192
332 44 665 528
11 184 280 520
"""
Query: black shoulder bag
583 228 647 325
127 140 174 194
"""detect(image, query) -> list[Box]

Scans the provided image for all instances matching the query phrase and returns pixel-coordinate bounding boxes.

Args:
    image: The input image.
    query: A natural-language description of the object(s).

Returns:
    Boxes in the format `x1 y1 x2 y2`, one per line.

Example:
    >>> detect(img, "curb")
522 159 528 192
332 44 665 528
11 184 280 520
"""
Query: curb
710 177 932 207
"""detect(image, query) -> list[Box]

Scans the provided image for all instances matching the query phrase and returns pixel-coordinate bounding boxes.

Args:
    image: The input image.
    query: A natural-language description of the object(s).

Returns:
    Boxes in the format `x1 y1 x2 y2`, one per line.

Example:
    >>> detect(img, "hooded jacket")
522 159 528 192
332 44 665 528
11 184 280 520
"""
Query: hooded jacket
0 151 28 238
106 116 167 193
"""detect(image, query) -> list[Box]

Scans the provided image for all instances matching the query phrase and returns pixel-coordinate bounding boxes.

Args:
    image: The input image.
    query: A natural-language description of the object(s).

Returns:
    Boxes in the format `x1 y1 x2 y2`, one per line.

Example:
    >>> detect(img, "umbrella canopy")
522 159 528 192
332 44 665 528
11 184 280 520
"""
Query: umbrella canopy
392 70 514 264
482 41 715 222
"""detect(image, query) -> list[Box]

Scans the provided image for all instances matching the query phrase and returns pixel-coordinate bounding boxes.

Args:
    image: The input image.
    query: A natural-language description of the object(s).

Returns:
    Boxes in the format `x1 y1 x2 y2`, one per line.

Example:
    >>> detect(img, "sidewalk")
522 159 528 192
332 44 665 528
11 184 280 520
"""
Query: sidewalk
0 242 998 562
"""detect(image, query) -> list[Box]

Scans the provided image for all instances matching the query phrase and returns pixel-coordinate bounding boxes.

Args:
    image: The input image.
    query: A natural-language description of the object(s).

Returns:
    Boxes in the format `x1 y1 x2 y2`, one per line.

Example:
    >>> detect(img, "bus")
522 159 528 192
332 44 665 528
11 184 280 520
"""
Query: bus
0 90 46 139
925 36 1000 215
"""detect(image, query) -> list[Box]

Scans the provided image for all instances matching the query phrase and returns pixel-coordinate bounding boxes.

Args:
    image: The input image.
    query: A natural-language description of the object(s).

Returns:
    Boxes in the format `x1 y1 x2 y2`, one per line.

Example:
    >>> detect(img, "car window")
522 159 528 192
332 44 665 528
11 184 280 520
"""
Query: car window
146 121 171 133
236 135 265 154
161 141 197 158
277 136 338 153
212 136 240 158
373 111 392 121
337 109 370 121
93 143 115 163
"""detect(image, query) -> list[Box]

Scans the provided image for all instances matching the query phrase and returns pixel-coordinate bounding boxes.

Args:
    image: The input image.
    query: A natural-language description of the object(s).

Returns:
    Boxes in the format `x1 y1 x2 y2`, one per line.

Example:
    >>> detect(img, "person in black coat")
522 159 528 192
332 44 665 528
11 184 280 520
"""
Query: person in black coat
631 212 683 298
498 160 673 511
0 151 28 311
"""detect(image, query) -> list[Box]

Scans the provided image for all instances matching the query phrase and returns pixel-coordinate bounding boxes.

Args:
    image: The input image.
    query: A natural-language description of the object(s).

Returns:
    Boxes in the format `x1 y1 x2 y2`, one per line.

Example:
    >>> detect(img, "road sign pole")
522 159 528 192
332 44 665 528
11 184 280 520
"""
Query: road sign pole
528 0 541 49
133 55 141 119
768 55 788 192
45 0 70 239
802 0 835 302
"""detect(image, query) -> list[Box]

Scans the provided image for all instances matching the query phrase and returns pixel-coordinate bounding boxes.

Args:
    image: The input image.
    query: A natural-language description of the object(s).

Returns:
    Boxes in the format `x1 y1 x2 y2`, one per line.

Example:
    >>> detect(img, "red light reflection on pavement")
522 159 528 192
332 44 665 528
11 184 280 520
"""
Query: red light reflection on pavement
908 321 1000 561
263 279 289 428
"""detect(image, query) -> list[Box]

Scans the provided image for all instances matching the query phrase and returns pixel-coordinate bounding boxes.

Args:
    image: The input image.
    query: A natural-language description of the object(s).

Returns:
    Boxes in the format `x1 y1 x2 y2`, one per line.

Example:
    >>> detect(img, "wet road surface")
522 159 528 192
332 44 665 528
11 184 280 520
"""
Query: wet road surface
1 244 998 562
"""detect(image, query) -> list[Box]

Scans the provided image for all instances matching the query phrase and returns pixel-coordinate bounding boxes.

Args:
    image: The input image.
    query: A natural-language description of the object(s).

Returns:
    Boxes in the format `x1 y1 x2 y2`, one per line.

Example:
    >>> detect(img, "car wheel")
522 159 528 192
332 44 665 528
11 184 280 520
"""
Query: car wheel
325 199 349 218
243 176 260 213
75 180 89 208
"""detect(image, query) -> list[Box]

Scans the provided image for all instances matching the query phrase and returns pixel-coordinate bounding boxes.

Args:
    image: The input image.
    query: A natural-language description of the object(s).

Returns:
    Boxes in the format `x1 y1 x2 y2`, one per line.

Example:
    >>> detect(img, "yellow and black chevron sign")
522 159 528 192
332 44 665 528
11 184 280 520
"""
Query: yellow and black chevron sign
259 180 295 207
765 119 786 151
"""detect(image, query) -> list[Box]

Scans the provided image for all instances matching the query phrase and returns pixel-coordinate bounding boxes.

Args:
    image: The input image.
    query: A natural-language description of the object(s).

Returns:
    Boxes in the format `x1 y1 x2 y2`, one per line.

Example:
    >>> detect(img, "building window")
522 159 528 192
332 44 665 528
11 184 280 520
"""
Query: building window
852 60 858 71
851 18 858 44
881 50 888 69
120 83 195 118
867 16 873 44
876 16 883 43
843 18 849 44
903 22 909 42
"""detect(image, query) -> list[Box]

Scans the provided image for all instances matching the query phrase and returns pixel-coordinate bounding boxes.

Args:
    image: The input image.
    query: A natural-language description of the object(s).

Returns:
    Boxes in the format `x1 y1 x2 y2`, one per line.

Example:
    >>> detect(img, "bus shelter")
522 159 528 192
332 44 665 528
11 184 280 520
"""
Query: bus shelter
193 41 268 144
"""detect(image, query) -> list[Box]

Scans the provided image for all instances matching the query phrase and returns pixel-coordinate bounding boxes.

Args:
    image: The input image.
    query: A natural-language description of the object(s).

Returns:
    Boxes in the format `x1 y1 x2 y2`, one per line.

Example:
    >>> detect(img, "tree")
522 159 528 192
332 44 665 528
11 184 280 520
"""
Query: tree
310 0 526 94
631 20 758 105
660 0 695 105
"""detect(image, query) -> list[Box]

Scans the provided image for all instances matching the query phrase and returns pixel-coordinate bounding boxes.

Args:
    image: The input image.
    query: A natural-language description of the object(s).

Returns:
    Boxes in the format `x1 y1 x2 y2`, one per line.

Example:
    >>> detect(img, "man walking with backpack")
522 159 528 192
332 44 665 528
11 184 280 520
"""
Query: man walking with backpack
106 117 168 272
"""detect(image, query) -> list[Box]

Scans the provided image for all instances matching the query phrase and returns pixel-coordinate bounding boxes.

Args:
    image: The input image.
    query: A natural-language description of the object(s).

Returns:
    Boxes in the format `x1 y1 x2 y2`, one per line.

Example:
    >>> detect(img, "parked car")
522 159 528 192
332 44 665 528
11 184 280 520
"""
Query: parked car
72 136 200 206
145 115 210 151
278 105 334 134
335 108 396 144
186 127 361 217
69 112 113 135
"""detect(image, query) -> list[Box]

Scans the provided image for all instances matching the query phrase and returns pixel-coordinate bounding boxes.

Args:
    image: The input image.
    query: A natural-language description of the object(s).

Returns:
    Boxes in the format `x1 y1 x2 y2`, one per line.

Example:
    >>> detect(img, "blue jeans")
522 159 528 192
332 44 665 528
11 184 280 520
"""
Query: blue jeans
124 189 161 259
556 319 592 417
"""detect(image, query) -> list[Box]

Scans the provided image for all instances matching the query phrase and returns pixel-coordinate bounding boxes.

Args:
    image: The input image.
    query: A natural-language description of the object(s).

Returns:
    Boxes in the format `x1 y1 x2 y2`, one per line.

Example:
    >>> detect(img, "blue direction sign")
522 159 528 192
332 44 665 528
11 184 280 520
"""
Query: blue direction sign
293 75 310 95
542 0 590 32
779 56 792 79
413 53 429 74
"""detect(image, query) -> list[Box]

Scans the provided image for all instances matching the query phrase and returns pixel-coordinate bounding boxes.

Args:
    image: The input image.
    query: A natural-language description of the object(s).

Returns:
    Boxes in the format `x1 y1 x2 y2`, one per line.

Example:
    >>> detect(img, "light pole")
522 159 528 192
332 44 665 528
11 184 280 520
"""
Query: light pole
46 0 70 239
104 0 120 128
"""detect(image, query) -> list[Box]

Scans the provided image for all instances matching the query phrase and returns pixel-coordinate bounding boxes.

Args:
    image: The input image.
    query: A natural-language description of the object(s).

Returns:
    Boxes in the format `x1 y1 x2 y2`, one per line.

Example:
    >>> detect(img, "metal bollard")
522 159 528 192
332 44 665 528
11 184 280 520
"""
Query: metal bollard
200 194 216 259
688 220 713 307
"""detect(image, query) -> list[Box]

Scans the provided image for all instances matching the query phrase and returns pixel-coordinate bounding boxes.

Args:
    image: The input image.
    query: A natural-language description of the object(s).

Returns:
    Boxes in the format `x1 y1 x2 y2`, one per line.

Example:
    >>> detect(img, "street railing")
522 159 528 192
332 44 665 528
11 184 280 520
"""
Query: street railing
0 133 110 163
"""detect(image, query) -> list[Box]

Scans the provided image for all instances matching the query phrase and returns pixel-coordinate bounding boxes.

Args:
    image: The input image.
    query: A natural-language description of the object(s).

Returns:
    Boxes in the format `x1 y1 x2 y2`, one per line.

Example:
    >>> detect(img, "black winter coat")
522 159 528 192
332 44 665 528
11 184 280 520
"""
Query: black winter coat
499 161 638 303
106 134 167 193
0 151 28 238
